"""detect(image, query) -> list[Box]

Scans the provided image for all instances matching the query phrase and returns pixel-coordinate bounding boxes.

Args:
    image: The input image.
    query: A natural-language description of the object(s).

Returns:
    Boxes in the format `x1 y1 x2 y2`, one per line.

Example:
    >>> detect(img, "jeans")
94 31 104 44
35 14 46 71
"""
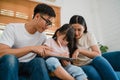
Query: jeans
92 56 119 80
64 64 87 80
0 54 18 80
19 57 50 80
46 57 87 80
46 57 61 72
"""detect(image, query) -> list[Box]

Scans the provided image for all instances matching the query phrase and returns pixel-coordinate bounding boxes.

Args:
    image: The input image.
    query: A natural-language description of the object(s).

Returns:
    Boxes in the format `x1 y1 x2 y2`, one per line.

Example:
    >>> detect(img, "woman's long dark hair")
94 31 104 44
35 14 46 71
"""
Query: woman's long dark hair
69 15 88 33
52 24 77 57
68 15 88 57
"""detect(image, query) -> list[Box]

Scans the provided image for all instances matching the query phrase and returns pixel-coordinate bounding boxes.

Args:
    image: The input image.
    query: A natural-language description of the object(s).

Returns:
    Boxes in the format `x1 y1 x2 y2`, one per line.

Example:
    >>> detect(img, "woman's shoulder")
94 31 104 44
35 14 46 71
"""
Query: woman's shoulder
82 32 96 42
83 32 95 38
84 32 93 36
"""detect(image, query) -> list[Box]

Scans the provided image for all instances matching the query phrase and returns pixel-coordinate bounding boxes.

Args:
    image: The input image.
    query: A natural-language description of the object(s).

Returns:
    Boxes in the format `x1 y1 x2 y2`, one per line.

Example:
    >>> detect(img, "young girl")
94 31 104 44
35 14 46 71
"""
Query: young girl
44 24 88 80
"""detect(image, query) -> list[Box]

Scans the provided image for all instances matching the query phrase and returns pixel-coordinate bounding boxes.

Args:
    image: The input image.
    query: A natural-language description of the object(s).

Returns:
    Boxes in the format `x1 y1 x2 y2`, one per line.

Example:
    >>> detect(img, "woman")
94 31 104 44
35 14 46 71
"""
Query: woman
69 15 101 66
50 15 118 80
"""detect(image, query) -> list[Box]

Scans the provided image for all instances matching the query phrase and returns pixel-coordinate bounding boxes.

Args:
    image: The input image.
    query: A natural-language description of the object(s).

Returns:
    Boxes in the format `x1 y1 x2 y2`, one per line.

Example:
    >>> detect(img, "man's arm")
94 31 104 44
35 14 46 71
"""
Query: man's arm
0 43 52 58
0 43 32 58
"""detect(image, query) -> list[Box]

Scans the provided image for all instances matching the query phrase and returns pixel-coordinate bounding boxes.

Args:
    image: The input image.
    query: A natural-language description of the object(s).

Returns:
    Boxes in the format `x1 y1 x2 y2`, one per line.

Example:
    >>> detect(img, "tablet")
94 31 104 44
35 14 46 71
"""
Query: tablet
50 56 76 62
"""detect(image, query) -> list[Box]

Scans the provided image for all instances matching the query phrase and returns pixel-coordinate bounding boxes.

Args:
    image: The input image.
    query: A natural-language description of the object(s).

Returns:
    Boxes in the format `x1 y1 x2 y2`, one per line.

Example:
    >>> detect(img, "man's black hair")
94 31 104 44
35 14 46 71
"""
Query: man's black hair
33 3 56 18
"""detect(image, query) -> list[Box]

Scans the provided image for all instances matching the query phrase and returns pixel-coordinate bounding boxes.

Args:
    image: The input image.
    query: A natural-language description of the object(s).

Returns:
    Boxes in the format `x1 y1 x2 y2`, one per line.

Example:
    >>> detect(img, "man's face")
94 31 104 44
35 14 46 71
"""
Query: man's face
35 14 54 33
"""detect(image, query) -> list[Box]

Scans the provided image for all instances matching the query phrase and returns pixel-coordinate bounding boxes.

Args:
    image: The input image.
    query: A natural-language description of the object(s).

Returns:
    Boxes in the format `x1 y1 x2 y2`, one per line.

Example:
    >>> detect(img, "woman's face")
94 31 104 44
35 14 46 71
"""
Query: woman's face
72 23 85 39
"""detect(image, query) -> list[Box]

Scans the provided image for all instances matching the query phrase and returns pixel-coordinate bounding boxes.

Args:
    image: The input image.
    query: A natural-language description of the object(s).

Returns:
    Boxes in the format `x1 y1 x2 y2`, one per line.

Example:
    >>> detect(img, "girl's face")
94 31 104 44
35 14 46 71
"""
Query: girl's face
72 23 85 39
57 33 68 46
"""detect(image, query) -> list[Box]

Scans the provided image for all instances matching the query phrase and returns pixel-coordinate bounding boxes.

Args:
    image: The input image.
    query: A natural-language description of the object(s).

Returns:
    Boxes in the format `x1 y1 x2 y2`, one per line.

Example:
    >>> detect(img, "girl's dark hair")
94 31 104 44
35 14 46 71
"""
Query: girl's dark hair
33 3 56 18
69 15 88 33
52 24 77 57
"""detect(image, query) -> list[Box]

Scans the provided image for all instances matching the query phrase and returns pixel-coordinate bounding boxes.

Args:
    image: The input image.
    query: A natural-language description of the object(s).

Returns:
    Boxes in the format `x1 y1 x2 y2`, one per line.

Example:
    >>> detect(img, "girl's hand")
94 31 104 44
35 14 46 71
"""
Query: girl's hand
60 52 69 58
60 60 70 67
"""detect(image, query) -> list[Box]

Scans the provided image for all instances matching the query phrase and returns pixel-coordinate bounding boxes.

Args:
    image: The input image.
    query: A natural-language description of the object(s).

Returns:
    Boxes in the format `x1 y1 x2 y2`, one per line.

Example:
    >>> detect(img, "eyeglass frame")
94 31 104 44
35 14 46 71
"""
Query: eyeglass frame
40 15 52 26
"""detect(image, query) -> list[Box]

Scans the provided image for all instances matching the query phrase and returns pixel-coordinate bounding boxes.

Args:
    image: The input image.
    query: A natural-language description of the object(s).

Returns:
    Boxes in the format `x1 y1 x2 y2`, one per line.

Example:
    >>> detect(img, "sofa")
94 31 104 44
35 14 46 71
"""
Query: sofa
81 51 120 80
20 51 120 80
50 51 120 80
102 51 120 79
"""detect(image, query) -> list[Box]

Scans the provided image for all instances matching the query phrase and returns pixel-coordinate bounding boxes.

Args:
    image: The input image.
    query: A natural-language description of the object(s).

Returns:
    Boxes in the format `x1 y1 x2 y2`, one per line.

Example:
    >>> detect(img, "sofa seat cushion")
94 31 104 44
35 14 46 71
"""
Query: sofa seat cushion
19 76 28 80
116 72 120 79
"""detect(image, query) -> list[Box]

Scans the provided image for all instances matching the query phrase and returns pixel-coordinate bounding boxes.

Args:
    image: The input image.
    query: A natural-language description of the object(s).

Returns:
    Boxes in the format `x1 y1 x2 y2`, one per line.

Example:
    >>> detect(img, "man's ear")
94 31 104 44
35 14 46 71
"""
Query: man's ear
56 31 60 37
34 13 40 19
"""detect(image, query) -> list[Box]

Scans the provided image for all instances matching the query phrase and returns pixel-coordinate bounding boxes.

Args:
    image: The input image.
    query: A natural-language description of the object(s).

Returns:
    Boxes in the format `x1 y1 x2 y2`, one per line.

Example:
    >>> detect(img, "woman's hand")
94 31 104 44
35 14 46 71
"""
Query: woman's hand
72 49 80 59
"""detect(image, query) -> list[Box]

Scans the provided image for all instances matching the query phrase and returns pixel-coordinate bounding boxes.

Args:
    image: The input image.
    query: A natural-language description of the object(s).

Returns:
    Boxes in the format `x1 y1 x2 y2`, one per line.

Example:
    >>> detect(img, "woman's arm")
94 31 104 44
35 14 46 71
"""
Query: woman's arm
72 45 101 59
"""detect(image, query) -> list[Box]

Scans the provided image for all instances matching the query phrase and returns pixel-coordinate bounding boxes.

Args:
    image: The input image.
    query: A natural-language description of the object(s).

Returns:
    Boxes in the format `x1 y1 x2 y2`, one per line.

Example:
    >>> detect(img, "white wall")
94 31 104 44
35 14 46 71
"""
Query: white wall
61 0 120 51
38 0 120 51
61 0 102 46
95 0 120 51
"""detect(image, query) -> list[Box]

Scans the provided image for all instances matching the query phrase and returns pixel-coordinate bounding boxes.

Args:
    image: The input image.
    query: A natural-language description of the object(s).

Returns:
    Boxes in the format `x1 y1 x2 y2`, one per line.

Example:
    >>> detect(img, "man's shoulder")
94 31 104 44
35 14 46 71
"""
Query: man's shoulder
5 23 25 30
7 23 25 27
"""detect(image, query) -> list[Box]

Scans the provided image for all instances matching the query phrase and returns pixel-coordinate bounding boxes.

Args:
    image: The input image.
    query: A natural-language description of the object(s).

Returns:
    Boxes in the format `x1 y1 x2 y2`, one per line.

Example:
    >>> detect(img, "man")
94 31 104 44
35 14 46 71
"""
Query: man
0 3 56 80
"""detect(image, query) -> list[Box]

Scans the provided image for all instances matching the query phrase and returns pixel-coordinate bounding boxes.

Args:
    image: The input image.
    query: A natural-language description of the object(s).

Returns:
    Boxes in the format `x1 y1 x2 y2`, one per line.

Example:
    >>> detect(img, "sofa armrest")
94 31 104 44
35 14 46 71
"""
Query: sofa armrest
92 56 119 80
102 51 120 71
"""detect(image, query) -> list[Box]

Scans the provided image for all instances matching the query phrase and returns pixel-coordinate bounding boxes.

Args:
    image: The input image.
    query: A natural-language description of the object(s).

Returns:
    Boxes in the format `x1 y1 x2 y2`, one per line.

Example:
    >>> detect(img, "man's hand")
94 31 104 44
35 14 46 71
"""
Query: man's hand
31 45 52 57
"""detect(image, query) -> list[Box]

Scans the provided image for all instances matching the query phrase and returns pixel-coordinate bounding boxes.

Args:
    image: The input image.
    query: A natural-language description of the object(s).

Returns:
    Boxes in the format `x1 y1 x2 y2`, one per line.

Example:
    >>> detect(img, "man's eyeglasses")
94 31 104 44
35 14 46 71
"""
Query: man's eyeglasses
40 15 52 26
